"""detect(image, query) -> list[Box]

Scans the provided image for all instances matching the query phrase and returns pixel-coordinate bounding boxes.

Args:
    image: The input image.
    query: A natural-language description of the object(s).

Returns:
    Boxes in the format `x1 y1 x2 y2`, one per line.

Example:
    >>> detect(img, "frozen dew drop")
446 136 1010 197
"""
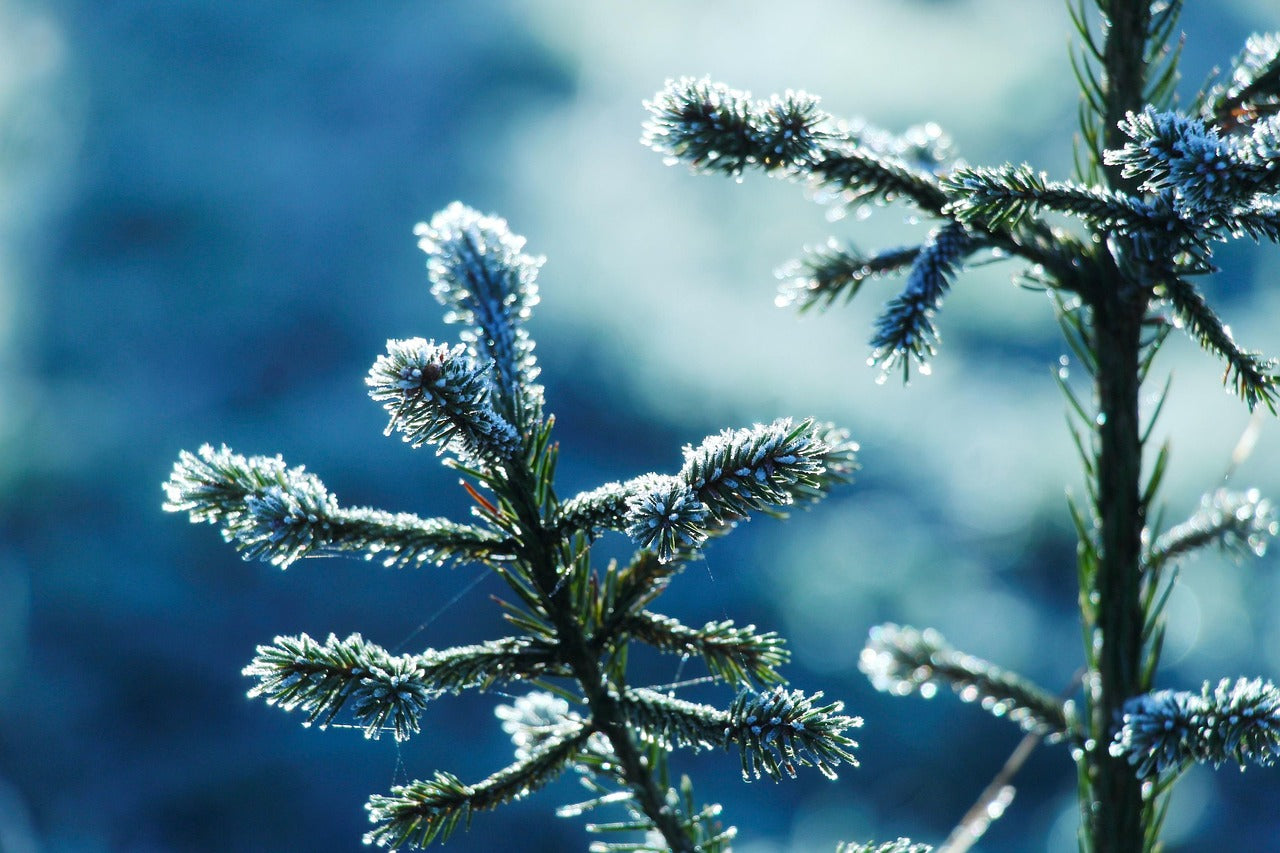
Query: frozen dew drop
1095 412 1107 426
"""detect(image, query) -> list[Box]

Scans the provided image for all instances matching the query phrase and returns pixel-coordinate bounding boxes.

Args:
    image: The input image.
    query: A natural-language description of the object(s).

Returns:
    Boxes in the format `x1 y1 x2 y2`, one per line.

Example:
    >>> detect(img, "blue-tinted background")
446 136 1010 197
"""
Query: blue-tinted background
3 1 1280 850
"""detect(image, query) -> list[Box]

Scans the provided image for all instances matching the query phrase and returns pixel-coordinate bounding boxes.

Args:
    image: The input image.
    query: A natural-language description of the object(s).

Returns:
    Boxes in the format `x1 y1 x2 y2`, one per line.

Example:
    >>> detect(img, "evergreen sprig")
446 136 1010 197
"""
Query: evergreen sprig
641 77 826 176
944 163 1157 232
615 685 862 783
646 77 1104 385
562 418 857 557
1105 107 1278 219
1156 276 1280 412
860 623 1071 740
622 418 858 561
415 202 544 431
1111 678 1280 778
1148 487 1278 569
558 480 633 538
163 444 506 568
725 686 862 782
243 633 438 741
623 474 711 559
495 692 600 761
243 634 563 743
869 222 973 381
679 418 854 521
644 77 947 210
367 337 521 463
618 689 729 754
1227 196 1280 242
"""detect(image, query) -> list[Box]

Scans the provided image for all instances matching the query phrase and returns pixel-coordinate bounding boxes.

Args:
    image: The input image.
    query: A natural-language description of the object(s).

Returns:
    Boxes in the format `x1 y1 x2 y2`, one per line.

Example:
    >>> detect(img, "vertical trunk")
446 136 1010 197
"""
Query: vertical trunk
1085 2 1152 849
1085 287 1148 852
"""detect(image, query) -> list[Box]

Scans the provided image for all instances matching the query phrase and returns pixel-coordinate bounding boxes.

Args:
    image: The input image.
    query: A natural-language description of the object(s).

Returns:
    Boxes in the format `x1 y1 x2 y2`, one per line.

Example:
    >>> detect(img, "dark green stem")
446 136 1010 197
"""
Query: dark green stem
504 462 694 852
1082 2 1152 851
1085 278 1147 852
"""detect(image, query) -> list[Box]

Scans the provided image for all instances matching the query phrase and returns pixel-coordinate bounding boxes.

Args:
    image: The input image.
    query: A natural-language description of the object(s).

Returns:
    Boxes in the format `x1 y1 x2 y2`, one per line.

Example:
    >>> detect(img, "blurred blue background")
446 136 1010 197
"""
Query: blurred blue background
3 1 1279 850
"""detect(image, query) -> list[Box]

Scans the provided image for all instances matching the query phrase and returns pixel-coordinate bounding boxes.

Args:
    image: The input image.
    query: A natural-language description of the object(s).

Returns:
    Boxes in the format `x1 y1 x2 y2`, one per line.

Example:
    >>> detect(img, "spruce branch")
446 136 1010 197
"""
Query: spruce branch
365 729 594 849
622 418 858 561
641 77 826 176
618 685 861 782
944 163 1157 232
1157 276 1280 412
367 338 521 463
647 79 1089 297
1148 487 1278 569
644 77 947 211
1105 107 1276 219
860 624 1072 740
775 240 920 313
415 202 544 431
1111 678 1280 778
163 444 505 568
724 686 862 781
679 417 857 521
837 841 933 853
243 633 439 741
869 222 973 381
244 635 563 742
625 611 788 687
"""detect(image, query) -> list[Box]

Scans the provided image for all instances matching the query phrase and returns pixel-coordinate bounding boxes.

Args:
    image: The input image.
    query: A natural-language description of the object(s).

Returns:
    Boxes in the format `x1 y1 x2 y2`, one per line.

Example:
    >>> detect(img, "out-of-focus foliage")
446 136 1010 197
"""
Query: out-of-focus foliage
2 1 1279 851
